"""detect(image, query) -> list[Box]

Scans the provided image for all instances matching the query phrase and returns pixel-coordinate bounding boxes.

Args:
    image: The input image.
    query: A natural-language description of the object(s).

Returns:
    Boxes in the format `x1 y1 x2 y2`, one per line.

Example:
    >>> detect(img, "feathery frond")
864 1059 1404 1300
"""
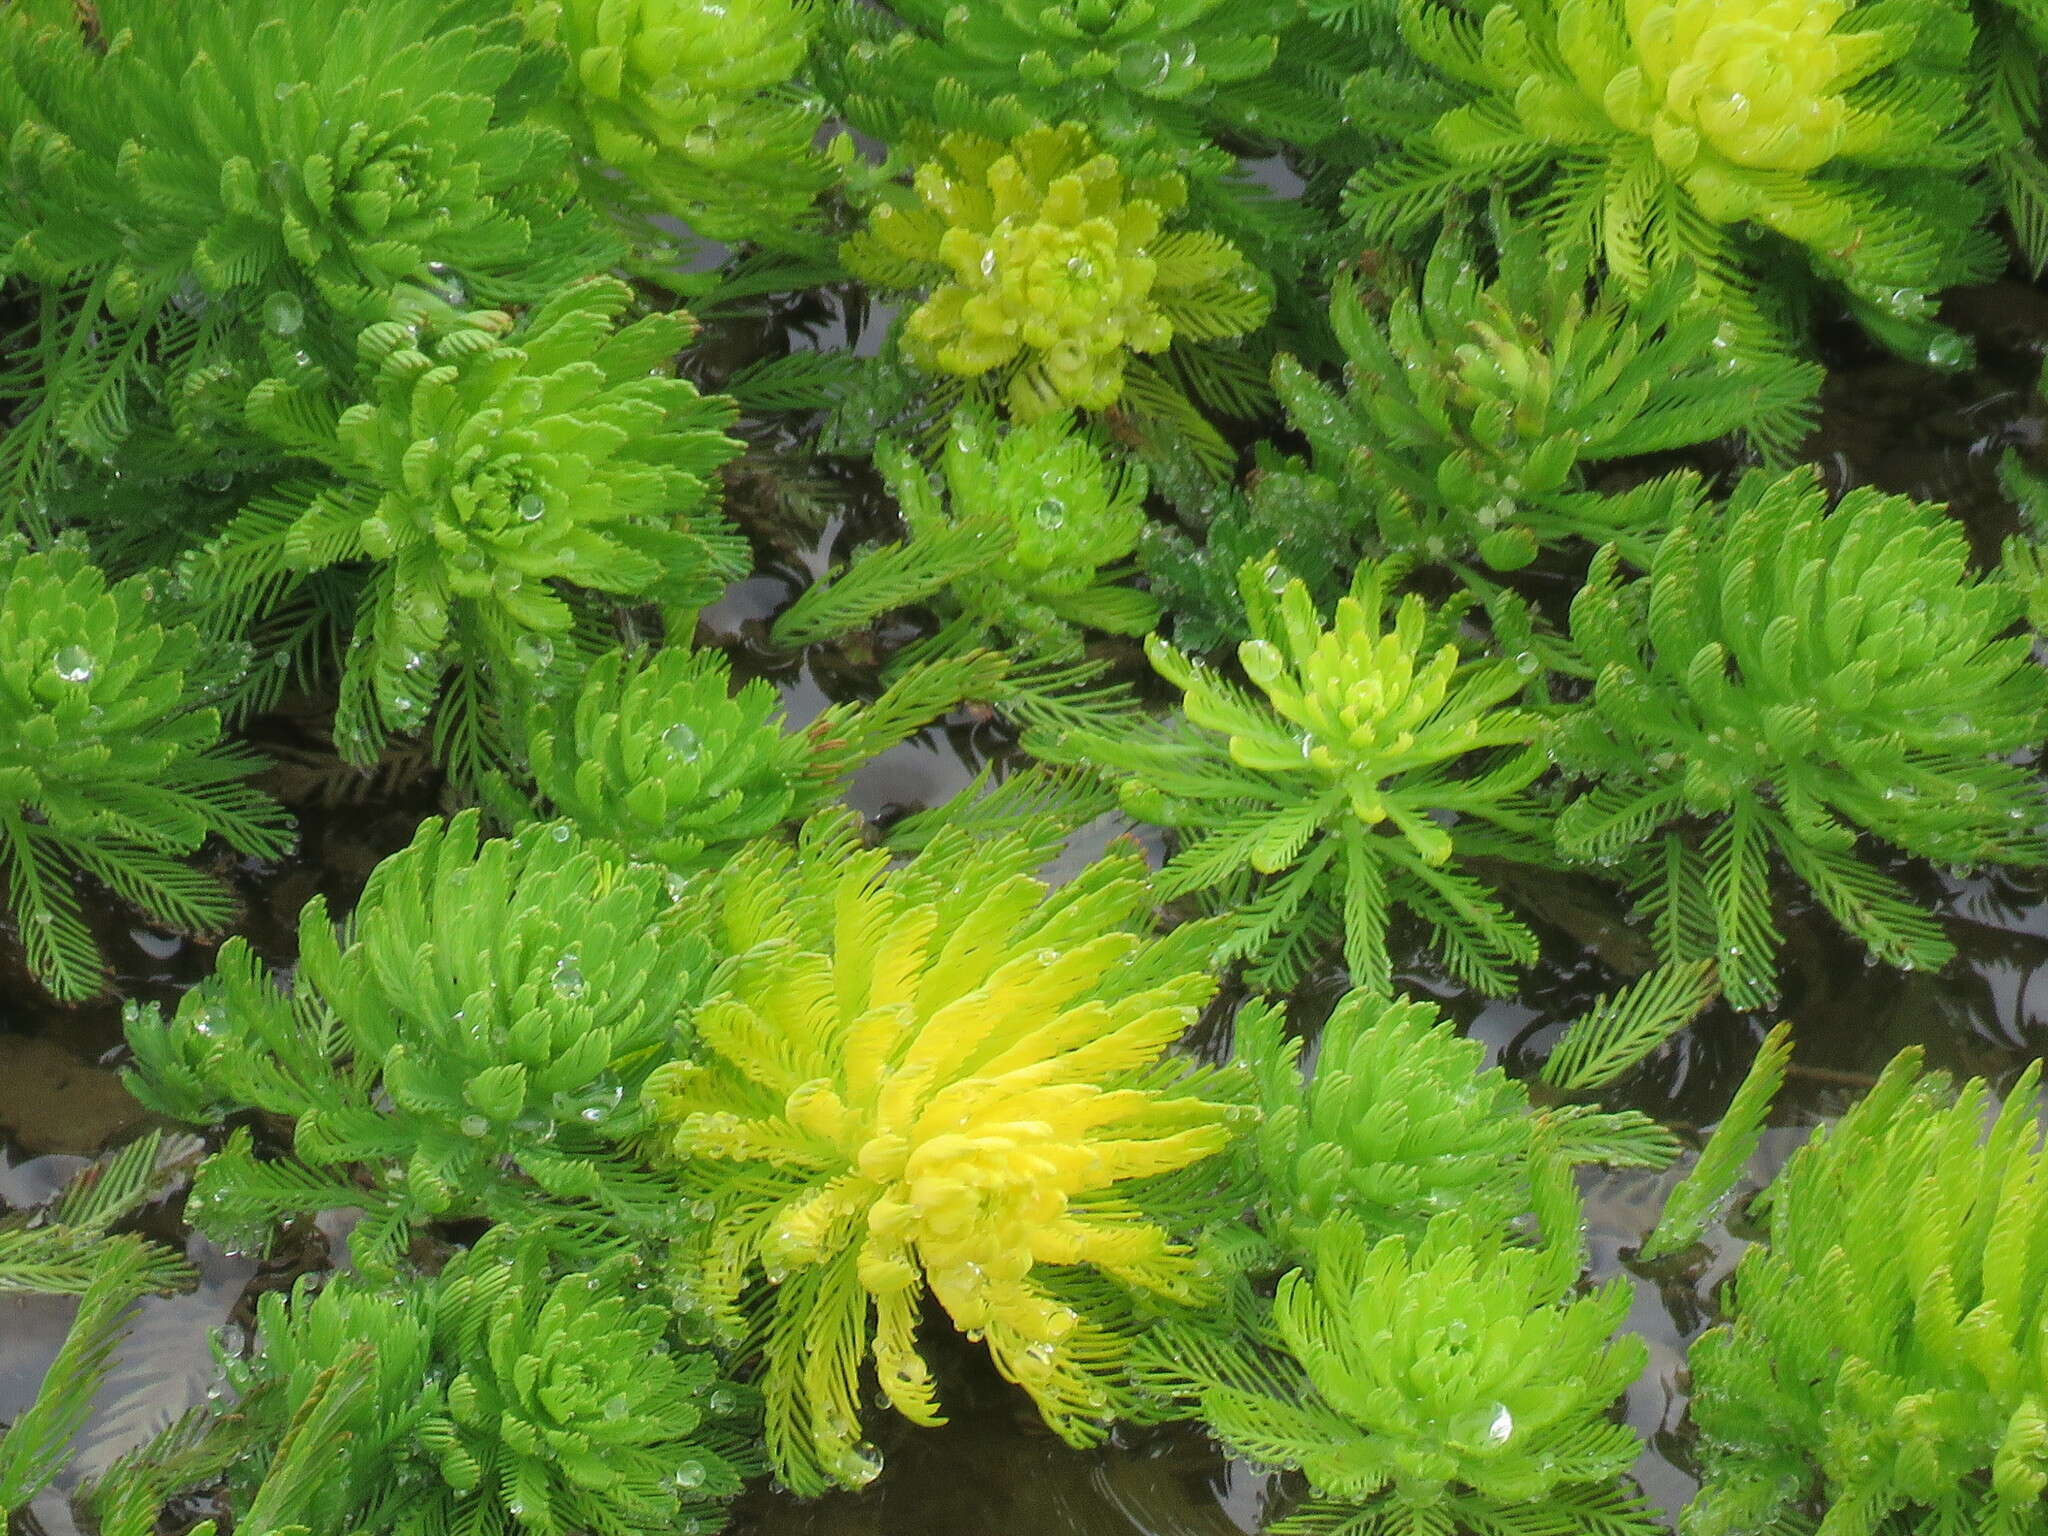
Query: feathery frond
0 539 292 998
123 812 716 1267
1555 468 2048 1007
1639 1020 1791 1260
643 815 1242 1491
1040 557 1550 992
1685 1048 2048 1536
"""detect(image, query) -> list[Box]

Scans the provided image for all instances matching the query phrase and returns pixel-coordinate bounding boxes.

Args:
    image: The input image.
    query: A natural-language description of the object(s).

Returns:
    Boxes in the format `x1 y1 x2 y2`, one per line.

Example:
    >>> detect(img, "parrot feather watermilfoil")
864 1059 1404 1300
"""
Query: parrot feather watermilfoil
1273 205 1820 566
0 0 612 504
522 0 838 256
770 408 1160 662
1041 557 1551 993
821 0 1329 163
123 812 717 1271
842 122 1272 472
0 540 292 1000
1685 1048 2048 1536
1348 0 2002 362
178 1229 755 1536
192 277 744 779
1555 466 2048 1008
1133 985 1666 1536
519 642 1007 872
644 813 1242 1493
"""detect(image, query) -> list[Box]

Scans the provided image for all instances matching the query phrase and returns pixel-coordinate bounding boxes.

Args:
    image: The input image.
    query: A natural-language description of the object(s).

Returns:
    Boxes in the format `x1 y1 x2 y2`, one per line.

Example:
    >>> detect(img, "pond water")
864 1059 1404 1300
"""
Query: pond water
5 278 2048 1536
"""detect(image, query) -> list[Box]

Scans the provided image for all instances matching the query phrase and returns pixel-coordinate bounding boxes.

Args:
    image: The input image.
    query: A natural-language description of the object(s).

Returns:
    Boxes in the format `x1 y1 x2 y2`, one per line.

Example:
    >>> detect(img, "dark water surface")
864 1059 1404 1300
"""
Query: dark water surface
6 281 2048 1536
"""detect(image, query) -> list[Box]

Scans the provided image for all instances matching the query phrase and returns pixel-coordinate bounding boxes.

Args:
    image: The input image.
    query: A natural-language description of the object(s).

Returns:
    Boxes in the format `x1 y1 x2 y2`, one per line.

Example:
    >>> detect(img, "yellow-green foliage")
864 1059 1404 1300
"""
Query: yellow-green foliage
770 410 1160 660
1352 0 1998 359
644 814 1239 1493
197 277 744 775
1206 1214 1654 1536
1613 0 1884 176
1045 559 1550 992
1556 467 2048 1008
843 123 1268 421
0 540 291 999
0 0 611 500
523 0 834 247
904 410 1159 652
1686 1049 2048 1536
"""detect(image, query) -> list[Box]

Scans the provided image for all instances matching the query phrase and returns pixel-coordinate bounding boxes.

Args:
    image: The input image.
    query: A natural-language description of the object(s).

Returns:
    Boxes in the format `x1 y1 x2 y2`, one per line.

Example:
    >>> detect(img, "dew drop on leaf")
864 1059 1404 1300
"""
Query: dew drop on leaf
262 291 304 335
1485 1402 1514 1444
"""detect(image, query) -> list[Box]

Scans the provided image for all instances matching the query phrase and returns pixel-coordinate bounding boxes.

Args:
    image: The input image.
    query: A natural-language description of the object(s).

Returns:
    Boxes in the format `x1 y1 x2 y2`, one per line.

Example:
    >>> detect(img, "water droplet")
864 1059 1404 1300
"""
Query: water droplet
662 722 700 760
460 1114 491 1138
517 492 546 522
262 291 304 335
552 951 586 998
514 633 555 672
1114 41 1173 91
834 1442 884 1488
51 645 94 683
674 1458 707 1489
1485 1402 1513 1445
603 1393 631 1421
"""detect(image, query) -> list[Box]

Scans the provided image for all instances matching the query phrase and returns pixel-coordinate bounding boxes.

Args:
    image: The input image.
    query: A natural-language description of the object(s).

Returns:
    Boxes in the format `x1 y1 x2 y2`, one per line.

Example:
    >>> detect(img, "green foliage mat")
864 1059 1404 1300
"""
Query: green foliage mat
4 1 2048 1533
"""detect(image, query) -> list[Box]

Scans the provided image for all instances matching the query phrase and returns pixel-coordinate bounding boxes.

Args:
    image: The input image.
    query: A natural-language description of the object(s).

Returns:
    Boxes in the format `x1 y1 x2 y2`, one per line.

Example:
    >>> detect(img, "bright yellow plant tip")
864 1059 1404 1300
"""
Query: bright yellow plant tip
1608 0 1888 188
645 817 1240 1492
846 123 1266 419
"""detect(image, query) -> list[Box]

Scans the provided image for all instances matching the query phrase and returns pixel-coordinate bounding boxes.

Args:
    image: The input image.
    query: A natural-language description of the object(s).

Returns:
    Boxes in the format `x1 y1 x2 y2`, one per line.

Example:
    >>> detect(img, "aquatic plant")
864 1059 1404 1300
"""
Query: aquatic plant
1981 0 2048 271
1238 987 1677 1257
1272 206 1820 564
771 409 1159 659
193 277 744 775
0 0 609 502
1637 1020 1792 1259
1209 1213 1656 1535
194 1229 750 1536
1236 1216 1654 1535
1685 1047 2048 1536
520 642 1006 871
841 123 1271 469
823 0 1323 161
1133 976 1677 1533
0 540 292 999
1348 0 2001 361
1147 203 1818 650
522 0 836 252
0 1135 198 1516
123 812 714 1270
1555 467 2048 1007
0 1240 182 1516
643 813 1240 1492
1043 558 1550 992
